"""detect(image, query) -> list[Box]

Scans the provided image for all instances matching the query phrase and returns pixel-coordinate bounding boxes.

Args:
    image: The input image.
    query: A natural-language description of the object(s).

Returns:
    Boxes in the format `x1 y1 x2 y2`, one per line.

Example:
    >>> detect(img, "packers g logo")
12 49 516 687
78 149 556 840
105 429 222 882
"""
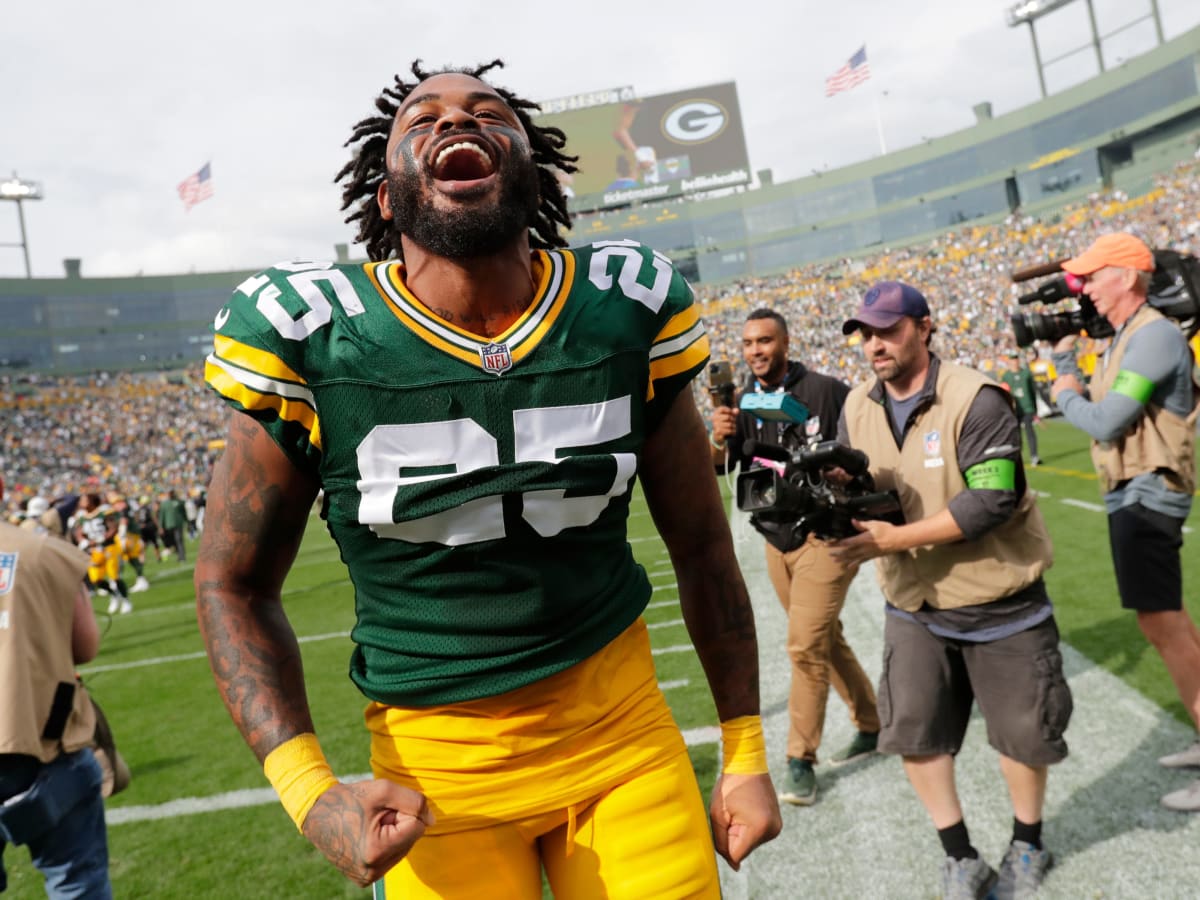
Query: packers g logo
661 99 728 144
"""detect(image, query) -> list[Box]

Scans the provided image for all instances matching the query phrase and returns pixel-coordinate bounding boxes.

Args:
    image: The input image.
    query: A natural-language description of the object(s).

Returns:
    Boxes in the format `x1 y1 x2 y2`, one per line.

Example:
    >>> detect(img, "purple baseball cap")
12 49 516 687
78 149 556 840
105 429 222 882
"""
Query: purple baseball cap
842 281 931 335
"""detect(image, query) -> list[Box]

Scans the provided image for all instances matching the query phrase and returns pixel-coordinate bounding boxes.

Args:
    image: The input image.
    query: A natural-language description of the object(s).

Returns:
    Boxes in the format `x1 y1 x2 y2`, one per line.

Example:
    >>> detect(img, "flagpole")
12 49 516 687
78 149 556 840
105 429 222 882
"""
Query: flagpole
873 91 888 156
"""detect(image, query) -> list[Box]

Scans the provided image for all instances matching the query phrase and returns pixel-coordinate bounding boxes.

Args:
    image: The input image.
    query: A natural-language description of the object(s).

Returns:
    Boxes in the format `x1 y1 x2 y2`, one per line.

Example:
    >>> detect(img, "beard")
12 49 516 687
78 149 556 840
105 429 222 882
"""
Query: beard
386 142 541 260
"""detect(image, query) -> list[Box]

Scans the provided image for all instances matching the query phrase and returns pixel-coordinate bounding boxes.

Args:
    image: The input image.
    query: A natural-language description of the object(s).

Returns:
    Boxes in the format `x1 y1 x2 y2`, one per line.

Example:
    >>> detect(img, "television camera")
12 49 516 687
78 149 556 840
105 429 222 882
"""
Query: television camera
731 392 903 542
1009 249 1200 348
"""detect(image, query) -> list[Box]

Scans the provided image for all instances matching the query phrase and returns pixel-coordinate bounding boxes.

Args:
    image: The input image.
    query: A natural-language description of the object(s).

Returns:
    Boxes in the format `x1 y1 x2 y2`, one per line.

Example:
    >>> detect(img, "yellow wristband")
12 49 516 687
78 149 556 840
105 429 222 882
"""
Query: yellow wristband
710 435 725 451
720 715 769 775
263 733 339 831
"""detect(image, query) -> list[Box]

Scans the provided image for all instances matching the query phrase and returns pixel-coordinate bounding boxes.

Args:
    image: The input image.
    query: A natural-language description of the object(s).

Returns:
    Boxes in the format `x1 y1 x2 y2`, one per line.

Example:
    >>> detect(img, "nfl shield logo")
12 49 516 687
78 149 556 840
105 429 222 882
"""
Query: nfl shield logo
924 431 941 457
479 342 513 376
0 552 17 595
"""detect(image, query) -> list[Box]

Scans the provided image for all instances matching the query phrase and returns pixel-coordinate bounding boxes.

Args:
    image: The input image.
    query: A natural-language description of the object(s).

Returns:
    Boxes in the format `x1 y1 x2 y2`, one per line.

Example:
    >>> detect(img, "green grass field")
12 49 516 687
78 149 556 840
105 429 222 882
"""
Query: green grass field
3 419 1197 898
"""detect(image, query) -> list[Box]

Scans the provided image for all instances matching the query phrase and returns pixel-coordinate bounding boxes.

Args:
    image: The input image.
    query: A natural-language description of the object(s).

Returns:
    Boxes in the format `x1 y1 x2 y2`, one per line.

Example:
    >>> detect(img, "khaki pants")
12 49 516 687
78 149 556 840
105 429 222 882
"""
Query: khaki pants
765 535 880 762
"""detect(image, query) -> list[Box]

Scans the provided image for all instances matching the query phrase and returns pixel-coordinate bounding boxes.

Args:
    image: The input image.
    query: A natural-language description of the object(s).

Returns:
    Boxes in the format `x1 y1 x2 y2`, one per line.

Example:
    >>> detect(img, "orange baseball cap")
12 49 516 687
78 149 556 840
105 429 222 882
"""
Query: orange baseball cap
1061 233 1154 275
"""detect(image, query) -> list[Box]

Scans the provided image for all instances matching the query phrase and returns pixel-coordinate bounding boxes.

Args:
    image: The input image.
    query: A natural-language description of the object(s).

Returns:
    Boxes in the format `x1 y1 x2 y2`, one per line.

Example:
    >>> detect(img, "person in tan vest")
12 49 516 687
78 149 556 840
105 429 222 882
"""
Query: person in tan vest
0 477 111 899
1048 232 1200 813
831 282 1071 900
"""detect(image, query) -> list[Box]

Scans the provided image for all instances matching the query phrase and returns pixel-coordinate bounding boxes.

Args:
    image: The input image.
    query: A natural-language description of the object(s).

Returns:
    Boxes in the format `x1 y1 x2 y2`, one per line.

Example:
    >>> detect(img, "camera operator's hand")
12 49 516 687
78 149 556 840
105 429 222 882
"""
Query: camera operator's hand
823 465 852 487
828 518 900 566
1050 372 1084 404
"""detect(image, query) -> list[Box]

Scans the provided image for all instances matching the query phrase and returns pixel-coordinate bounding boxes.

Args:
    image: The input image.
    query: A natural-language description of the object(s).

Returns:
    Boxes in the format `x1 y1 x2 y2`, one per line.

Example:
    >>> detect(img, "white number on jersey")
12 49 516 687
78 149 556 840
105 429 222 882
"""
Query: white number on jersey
355 397 636 546
587 240 674 314
234 262 365 342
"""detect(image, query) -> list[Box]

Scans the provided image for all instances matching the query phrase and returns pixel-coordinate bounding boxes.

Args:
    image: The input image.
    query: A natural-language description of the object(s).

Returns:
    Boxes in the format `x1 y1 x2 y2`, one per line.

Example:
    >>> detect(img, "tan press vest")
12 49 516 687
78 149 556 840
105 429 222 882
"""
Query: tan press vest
0 523 95 762
1089 303 1200 495
843 362 1053 612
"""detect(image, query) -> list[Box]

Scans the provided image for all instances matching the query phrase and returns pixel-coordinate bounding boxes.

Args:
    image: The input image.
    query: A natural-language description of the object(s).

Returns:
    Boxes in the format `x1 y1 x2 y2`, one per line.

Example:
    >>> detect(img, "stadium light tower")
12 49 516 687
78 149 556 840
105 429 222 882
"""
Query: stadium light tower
1007 0 1166 99
0 173 43 278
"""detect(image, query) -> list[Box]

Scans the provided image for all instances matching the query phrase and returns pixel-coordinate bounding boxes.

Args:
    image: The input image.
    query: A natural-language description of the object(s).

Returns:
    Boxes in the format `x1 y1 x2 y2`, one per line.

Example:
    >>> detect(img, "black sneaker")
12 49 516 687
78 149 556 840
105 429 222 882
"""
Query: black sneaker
829 730 879 766
779 757 816 806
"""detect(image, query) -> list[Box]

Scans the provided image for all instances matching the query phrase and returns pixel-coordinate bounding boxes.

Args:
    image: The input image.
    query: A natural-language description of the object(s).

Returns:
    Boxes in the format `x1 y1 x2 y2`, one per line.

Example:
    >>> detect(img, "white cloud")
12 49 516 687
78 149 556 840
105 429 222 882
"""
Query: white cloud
2 0 1196 277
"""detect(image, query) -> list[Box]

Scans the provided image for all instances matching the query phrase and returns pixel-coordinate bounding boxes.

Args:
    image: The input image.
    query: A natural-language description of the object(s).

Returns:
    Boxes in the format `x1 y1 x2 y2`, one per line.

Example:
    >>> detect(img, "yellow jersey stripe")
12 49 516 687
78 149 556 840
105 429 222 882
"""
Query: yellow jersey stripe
654 305 702 343
650 320 708 362
513 251 575 359
205 357 323 451
369 268 482 367
213 334 307 386
646 329 711 403
368 251 573 368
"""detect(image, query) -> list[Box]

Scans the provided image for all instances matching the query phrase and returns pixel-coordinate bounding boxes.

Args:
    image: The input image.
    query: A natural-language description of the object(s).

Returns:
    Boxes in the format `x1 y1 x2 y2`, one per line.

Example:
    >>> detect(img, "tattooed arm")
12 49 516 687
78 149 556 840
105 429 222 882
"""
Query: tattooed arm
194 412 318 757
195 412 430 886
638 390 781 869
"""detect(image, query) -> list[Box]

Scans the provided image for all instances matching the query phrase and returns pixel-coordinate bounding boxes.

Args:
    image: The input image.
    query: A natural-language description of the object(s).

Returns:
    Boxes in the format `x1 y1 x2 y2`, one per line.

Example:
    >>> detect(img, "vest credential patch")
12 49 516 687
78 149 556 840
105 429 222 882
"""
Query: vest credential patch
924 430 945 468
0 552 17 595
479 342 513 376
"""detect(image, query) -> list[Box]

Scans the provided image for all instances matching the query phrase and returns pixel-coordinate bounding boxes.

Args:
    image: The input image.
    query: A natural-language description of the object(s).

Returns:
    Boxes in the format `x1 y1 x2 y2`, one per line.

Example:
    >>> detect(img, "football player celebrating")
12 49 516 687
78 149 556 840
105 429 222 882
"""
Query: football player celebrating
196 60 780 897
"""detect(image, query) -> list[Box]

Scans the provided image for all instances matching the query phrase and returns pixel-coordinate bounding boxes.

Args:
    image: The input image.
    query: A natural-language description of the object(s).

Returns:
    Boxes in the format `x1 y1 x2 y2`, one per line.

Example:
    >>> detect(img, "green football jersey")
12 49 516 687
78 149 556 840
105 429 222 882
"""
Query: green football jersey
205 240 709 706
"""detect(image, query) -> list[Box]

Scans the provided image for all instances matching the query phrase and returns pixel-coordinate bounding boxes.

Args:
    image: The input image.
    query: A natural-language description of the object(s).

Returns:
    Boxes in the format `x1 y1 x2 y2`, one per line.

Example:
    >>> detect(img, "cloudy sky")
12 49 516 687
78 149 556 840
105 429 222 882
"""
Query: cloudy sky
3 0 1198 279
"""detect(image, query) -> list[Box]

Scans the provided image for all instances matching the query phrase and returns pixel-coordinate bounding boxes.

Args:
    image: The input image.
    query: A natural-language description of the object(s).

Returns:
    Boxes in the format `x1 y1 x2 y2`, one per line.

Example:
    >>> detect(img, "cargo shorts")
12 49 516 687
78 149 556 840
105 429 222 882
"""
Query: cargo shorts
876 612 1072 767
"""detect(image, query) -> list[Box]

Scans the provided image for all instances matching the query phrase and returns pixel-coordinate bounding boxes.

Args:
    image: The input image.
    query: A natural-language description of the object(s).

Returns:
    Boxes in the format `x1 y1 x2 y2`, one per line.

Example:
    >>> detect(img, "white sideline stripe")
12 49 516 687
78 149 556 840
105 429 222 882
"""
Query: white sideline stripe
79 631 350 675
651 644 695 657
1058 496 1193 533
85 604 688 675
107 681 704 827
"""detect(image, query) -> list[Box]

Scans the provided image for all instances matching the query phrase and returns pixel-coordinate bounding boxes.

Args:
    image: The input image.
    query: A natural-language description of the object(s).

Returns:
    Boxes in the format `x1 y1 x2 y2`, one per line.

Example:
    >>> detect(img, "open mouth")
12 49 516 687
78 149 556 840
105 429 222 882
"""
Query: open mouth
432 140 496 183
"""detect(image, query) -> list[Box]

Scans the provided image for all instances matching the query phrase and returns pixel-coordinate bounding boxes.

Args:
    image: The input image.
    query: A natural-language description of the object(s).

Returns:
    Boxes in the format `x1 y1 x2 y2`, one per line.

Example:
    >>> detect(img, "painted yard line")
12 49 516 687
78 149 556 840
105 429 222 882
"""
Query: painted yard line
107 684 704 828
646 599 678 610
85 627 694 675
628 536 665 544
651 584 678 593
80 631 351 674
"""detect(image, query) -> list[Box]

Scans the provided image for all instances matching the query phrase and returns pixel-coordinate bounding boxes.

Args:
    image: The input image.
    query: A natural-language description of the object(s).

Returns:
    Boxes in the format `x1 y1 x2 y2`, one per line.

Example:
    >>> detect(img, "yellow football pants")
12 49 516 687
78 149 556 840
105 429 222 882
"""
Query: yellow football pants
375 745 719 899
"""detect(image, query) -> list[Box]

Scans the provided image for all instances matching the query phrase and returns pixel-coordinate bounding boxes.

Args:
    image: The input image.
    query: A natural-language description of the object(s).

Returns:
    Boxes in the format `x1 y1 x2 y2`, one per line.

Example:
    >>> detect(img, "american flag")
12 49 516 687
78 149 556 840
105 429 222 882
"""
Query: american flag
177 162 214 210
825 46 871 97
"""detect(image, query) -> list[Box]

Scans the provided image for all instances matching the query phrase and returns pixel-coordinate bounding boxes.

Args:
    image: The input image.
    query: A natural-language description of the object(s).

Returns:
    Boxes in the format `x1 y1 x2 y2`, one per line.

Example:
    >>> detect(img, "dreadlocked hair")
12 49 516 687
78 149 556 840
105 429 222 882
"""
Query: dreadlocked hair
335 59 578 262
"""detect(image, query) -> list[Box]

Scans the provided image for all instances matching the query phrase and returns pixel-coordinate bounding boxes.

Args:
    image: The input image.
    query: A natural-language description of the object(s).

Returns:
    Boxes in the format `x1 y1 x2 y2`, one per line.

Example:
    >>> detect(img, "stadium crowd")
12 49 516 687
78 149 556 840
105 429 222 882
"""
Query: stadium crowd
698 158 1200 393
1 158 1198 522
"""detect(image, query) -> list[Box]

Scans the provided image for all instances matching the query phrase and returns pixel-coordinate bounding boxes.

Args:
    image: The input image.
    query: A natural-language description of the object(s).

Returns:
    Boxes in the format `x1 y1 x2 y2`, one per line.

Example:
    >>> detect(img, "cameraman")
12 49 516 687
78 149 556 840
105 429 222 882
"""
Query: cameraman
1047 232 1200 813
709 308 880 807
833 282 1070 899
0 476 111 897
